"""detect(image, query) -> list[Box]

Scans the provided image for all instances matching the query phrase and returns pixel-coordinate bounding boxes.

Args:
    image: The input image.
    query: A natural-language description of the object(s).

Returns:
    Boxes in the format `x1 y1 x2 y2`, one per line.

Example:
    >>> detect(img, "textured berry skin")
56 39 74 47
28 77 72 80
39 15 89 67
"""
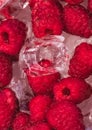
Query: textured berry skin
69 42 92 79
38 59 52 68
12 112 31 130
29 122 51 130
63 5 92 38
29 95 52 122
64 0 83 5
54 77 91 104
0 19 27 56
30 0 63 38
88 0 92 12
47 100 85 130
0 53 12 87
26 69 61 94
0 88 19 129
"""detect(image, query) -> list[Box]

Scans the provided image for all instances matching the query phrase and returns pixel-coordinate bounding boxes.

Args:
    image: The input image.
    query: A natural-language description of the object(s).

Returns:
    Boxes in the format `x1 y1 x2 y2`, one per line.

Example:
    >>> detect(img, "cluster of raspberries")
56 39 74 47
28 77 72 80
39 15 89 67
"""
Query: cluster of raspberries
30 0 92 38
0 0 92 130
24 42 92 130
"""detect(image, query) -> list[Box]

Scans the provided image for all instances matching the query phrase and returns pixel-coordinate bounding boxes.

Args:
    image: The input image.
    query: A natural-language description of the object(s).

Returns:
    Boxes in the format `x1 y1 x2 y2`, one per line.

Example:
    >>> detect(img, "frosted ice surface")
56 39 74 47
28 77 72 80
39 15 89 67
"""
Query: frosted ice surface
19 35 69 77
86 128 92 130
9 63 33 111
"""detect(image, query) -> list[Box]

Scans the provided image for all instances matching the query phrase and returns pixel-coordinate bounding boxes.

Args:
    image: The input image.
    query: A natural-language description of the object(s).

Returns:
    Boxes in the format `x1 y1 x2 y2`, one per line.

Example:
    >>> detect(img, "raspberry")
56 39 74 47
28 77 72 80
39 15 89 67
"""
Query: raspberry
0 53 12 87
38 59 52 68
26 68 61 94
0 19 27 56
63 5 92 38
0 88 19 129
30 0 63 38
53 77 91 104
64 0 83 5
47 100 85 130
29 95 52 122
29 122 51 130
12 112 31 130
30 0 59 7
68 42 92 78
88 0 92 12
29 0 42 7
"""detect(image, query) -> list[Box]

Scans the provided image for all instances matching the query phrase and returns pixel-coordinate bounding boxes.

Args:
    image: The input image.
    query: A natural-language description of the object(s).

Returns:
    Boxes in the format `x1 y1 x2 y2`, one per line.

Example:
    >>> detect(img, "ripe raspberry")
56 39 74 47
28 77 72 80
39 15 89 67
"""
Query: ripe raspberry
29 0 42 7
30 0 59 7
63 5 92 38
88 0 92 12
29 95 52 122
54 77 91 104
69 42 92 78
47 100 85 130
12 112 31 130
0 53 12 87
29 122 51 130
38 59 52 68
0 19 27 56
0 88 19 129
26 68 61 94
64 0 83 5
30 0 63 38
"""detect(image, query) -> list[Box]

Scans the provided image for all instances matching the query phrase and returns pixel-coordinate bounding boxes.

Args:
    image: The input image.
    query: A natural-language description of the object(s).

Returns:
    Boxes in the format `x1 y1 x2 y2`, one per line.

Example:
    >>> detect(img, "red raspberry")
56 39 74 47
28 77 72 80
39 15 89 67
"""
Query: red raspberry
63 5 92 38
29 95 52 122
54 77 91 104
26 68 61 94
30 0 63 38
88 0 92 12
38 59 52 68
0 19 27 56
30 0 60 7
29 0 42 7
29 122 51 130
0 88 19 129
12 112 31 130
64 0 83 5
47 100 85 130
68 42 92 78
0 53 12 87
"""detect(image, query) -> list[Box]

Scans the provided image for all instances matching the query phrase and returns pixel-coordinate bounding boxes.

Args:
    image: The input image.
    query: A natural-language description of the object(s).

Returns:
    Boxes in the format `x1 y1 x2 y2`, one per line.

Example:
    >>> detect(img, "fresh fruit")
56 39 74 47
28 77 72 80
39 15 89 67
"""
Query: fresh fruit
0 88 19 129
64 0 83 5
47 100 85 130
38 59 52 68
0 53 12 87
29 95 52 122
12 112 31 130
63 5 92 38
30 0 63 38
68 42 92 78
88 0 92 12
0 19 27 56
29 122 51 130
13 112 51 130
26 67 61 94
54 77 91 104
